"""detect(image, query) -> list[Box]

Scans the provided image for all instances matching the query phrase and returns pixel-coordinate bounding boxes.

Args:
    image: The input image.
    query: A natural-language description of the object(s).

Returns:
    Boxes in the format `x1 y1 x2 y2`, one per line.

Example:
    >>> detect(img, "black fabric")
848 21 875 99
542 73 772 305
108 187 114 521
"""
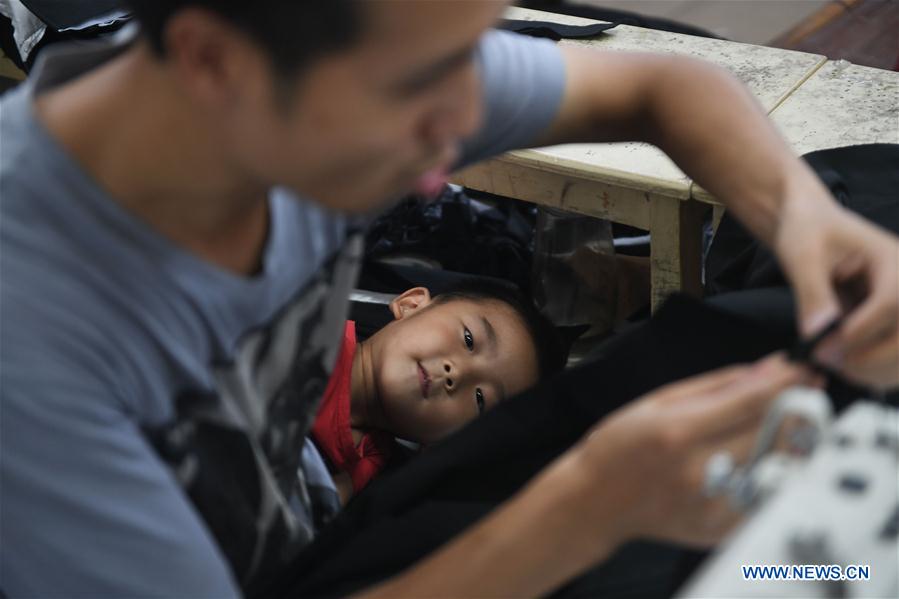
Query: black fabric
0 16 23 70
1 11 129 73
519 1 722 40
706 144 899 295
363 188 537 292
704 143 899 405
20 0 126 32
499 18 618 41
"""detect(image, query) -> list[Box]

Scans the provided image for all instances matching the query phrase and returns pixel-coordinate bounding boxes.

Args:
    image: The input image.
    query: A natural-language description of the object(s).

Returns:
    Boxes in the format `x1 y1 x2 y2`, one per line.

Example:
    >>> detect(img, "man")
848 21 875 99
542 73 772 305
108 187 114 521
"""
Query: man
1 1 896 597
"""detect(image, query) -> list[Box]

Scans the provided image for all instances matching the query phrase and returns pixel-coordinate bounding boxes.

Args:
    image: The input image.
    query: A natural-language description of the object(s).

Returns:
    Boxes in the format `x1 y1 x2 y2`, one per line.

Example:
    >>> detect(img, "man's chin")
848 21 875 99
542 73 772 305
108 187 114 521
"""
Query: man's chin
283 169 448 214
296 188 402 215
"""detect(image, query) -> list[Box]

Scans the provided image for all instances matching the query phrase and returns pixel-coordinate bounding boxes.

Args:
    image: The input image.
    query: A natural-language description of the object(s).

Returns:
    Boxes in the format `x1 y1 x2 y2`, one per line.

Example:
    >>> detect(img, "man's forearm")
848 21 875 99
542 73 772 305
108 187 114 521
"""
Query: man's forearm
358 449 619 598
544 48 835 248
641 56 830 246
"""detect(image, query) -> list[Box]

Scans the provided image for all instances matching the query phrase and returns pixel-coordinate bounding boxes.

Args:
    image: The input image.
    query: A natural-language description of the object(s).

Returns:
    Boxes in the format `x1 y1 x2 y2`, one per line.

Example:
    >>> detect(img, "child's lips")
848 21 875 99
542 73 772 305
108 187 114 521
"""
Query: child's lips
417 361 431 399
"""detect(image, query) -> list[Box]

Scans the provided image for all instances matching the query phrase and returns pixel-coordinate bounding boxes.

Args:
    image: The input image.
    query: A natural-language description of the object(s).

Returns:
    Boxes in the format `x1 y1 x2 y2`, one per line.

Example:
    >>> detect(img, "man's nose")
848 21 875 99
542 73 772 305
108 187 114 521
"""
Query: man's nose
421 67 482 150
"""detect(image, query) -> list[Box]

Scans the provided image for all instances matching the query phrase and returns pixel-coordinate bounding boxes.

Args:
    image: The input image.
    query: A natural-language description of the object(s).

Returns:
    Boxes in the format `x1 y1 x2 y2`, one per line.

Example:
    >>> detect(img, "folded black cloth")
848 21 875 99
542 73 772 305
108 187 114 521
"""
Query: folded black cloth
499 18 618 41
518 0 721 39
20 0 127 31
363 188 536 292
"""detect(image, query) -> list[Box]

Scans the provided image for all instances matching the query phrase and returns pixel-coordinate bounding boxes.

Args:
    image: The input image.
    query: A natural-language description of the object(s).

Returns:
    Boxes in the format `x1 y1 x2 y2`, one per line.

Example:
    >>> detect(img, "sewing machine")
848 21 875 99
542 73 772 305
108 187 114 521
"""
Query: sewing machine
680 389 898 598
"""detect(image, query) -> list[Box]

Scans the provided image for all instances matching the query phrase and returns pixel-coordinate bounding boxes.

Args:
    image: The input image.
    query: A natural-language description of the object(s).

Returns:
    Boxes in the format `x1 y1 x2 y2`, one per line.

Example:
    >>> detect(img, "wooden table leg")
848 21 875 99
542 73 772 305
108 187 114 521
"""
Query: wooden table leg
0 50 26 82
650 197 705 311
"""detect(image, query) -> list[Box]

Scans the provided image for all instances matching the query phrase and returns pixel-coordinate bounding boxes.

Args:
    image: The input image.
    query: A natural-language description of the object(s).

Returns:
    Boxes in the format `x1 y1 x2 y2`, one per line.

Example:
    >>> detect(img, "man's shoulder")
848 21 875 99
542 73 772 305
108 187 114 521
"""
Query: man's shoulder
460 29 565 166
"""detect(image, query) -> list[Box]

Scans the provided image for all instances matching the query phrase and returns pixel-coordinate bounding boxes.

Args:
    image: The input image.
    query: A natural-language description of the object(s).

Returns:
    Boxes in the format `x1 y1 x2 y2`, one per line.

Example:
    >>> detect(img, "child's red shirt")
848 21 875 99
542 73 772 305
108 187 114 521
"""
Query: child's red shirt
310 321 393 493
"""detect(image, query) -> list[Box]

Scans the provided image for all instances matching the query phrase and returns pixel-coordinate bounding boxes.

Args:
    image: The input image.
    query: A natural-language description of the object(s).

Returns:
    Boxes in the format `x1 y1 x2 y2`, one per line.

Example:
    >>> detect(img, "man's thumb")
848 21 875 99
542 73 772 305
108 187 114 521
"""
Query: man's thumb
790 263 842 338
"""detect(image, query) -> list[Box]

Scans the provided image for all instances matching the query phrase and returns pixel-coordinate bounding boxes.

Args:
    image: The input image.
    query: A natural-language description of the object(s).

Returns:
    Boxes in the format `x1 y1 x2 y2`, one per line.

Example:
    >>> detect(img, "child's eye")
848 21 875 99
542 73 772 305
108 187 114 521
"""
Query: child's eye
475 388 485 414
463 327 474 351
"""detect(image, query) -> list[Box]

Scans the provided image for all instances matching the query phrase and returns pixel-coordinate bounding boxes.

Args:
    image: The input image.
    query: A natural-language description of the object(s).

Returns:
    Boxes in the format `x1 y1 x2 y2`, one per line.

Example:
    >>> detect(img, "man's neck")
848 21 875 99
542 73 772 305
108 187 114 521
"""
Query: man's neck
34 43 270 275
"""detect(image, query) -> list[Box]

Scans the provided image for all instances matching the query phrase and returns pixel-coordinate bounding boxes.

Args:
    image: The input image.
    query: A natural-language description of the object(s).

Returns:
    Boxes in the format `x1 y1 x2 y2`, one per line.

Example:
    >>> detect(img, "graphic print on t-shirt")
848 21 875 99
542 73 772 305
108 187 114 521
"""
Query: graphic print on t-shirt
143 234 362 592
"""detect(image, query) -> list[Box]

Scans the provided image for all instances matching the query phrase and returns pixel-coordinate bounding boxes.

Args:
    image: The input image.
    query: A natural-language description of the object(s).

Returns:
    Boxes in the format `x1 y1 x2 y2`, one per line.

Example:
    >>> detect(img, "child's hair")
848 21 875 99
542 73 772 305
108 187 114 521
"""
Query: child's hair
432 278 568 379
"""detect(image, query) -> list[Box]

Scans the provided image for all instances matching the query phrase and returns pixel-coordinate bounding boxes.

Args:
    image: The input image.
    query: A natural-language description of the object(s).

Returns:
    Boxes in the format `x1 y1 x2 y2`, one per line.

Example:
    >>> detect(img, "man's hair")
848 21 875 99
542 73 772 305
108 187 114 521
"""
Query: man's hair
433 278 568 380
127 1 362 76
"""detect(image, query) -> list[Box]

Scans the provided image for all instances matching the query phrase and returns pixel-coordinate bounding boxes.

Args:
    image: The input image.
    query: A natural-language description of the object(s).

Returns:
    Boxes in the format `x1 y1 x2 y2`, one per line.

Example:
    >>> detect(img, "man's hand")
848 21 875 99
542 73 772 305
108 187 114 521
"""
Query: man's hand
572 354 807 548
363 355 809 598
775 194 899 389
544 46 898 390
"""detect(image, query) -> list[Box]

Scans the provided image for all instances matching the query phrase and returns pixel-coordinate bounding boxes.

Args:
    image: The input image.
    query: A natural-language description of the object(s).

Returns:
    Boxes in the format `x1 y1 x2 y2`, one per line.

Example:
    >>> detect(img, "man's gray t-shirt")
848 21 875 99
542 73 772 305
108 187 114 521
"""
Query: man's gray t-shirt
0 29 565 597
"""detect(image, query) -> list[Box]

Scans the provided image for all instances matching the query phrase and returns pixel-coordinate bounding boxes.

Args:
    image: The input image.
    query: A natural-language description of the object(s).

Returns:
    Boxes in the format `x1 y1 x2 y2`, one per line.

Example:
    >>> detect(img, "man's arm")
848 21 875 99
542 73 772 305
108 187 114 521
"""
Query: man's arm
534 47 810 243
359 356 805 598
536 47 899 388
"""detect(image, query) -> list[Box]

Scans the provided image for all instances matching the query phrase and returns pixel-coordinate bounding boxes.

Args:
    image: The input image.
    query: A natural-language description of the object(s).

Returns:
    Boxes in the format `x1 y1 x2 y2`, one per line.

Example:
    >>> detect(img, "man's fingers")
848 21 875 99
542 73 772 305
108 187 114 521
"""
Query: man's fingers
694 423 761 481
833 273 899 355
815 288 898 380
681 357 805 443
786 255 844 339
676 427 762 546
652 364 751 405
843 333 899 389
655 352 793 405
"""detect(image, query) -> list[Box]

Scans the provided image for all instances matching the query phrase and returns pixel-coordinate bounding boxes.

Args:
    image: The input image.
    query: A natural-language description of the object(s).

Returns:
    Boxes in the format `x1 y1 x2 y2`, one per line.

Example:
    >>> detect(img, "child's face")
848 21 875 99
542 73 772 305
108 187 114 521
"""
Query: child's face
366 289 539 444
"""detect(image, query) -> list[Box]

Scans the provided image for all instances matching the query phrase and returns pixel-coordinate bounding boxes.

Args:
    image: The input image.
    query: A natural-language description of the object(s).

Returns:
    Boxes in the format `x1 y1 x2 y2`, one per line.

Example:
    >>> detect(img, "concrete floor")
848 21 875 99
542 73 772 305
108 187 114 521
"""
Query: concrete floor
578 0 830 44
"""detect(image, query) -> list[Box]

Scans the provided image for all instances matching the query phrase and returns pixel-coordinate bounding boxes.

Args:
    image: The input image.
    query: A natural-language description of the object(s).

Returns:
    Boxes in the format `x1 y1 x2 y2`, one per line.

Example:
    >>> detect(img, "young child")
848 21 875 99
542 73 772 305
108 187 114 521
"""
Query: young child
310 279 566 503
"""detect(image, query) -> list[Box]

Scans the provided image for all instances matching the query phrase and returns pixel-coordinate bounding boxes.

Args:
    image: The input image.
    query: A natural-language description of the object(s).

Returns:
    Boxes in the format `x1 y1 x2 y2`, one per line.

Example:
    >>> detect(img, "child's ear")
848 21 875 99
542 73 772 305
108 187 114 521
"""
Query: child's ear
389 287 432 320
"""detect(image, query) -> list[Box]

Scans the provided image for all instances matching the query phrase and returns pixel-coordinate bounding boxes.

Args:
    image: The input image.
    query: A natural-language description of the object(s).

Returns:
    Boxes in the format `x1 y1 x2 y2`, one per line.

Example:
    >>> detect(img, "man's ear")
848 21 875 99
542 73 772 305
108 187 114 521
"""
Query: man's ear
389 287 432 320
164 7 262 111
